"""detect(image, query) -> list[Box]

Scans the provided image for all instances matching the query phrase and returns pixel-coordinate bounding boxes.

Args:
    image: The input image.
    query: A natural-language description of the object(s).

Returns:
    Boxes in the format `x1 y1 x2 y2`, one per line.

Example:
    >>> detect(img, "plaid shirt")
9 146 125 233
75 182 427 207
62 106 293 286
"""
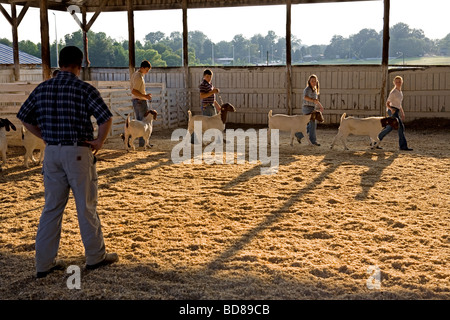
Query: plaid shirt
17 71 112 144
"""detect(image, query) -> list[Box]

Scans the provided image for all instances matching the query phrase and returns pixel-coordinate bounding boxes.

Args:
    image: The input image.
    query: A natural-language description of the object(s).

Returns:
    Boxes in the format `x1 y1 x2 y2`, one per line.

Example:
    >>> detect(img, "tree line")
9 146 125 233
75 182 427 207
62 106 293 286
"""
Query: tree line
1 22 449 67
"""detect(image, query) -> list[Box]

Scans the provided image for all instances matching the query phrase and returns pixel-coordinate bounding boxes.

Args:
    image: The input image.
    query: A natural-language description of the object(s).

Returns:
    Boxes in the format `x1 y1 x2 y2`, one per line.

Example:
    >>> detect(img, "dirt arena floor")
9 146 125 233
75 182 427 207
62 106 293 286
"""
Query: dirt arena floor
0 123 449 300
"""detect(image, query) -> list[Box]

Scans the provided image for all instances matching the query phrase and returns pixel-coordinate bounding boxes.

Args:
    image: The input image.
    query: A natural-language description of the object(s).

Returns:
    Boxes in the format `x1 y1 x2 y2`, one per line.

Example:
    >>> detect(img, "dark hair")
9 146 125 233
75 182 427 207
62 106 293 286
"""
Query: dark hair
59 46 83 68
203 69 213 76
140 60 152 69
307 74 320 95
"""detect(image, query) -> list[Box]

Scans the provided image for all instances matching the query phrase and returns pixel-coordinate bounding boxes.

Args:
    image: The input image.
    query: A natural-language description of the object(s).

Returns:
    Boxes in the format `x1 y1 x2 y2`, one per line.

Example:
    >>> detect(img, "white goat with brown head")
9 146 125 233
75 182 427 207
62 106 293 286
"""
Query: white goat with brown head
123 109 158 151
187 103 236 142
267 110 324 146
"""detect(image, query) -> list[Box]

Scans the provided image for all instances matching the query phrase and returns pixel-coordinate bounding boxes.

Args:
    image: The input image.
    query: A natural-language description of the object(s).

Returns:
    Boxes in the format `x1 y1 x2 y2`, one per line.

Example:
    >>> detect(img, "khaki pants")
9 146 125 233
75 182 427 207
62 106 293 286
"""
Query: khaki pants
35 145 106 272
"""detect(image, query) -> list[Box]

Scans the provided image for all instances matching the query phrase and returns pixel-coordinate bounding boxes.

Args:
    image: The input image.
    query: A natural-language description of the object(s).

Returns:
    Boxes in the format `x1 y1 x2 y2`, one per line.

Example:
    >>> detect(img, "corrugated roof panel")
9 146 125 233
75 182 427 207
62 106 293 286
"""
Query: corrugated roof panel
0 43 42 65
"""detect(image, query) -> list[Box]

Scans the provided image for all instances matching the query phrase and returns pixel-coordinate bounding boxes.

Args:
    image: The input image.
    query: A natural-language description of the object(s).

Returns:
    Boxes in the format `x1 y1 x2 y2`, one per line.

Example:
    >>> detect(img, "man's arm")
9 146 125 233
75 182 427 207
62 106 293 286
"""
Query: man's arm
200 88 219 100
132 89 152 101
86 118 113 154
21 121 43 141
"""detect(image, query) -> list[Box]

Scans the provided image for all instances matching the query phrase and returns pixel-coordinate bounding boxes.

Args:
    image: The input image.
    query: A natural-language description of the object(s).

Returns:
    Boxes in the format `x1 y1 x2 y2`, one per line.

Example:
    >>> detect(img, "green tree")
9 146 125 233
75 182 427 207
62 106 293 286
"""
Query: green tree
19 40 40 57
324 35 350 59
145 31 165 44
350 28 380 59
135 48 166 67
438 33 450 55
0 38 12 46
162 50 181 67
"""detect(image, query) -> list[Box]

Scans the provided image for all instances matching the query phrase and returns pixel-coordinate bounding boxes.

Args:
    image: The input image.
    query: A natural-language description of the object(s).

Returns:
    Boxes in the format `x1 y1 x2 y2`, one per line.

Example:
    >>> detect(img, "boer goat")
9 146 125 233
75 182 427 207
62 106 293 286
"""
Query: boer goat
187 103 236 142
123 109 158 151
330 113 399 150
22 126 46 167
267 110 324 146
0 118 17 171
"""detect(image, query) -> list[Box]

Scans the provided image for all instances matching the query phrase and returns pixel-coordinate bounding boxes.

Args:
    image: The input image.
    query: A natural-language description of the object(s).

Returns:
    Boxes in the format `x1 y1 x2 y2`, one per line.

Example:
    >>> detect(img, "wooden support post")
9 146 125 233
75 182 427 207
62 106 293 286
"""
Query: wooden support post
182 0 190 109
40 0 51 80
1 3 29 81
286 0 293 115
81 6 90 81
380 0 390 116
127 0 136 78
11 4 20 81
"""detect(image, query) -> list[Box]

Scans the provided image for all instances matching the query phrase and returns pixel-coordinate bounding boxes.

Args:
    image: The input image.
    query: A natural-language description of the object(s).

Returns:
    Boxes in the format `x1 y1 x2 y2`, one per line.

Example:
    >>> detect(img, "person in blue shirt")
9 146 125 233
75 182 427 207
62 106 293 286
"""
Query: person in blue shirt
17 46 118 278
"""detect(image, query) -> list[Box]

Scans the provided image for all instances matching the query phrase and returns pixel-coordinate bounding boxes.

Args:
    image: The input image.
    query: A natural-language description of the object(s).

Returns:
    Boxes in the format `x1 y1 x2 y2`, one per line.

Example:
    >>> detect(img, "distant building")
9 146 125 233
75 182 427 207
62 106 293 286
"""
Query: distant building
0 43 42 65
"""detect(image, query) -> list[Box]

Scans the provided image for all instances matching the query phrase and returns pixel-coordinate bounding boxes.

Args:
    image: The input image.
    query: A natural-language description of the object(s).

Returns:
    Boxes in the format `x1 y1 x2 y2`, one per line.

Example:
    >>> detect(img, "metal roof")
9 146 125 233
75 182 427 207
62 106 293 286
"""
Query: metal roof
0 0 378 12
0 43 42 65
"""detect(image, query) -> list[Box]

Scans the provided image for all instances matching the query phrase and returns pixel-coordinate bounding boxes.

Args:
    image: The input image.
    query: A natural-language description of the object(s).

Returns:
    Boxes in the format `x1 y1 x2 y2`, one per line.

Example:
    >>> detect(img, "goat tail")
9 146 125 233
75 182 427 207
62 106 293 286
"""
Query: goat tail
340 113 346 123
21 126 25 140
126 115 130 128
268 110 272 118
188 110 192 120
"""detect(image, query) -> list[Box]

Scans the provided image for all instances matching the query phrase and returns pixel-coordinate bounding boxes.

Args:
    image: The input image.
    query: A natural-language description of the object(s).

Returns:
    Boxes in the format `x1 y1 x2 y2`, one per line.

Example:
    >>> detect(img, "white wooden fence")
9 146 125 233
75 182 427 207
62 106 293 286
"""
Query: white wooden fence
0 79 188 145
1 65 449 143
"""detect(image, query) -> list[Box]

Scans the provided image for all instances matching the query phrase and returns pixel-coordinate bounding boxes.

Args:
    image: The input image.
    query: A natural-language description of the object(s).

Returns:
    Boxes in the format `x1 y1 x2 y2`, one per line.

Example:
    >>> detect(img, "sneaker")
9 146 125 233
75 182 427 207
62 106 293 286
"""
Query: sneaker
313 142 321 146
400 147 413 151
86 253 119 270
36 260 67 279
375 146 383 149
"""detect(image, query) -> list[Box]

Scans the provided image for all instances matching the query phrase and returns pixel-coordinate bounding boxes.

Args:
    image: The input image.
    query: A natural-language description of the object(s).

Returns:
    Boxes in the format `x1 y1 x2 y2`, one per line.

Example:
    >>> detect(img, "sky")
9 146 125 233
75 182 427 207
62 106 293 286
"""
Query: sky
0 0 449 47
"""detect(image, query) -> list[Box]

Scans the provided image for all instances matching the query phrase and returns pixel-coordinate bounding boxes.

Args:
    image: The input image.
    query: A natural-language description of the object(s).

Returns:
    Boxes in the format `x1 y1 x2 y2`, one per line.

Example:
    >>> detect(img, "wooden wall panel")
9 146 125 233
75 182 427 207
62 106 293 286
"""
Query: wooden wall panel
2 66 448 132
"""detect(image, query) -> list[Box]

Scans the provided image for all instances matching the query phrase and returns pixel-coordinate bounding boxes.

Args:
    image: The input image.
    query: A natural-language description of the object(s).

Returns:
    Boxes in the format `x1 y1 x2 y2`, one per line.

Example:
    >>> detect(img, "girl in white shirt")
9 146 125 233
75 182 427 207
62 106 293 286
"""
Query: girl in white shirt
378 76 413 151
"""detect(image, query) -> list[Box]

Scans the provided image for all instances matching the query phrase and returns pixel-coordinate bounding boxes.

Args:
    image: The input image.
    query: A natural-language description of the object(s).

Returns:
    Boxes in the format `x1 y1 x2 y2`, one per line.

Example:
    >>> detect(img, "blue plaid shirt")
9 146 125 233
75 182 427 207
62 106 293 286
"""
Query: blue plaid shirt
17 71 112 144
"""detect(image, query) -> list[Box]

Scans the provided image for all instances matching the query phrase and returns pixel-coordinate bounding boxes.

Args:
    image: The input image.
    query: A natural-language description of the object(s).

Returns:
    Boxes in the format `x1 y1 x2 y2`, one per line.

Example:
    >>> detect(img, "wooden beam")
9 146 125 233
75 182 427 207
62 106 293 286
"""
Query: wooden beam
286 0 292 115
380 0 390 116
40 0 51 80
17 2 29 25
182 0 190 108
85 0 108 32
127 0 135 78
0 4 12 25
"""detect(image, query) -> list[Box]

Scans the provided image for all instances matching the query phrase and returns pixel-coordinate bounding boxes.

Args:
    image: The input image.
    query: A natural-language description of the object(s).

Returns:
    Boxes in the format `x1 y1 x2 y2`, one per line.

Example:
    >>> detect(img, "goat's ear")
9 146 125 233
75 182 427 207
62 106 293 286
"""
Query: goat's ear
381 118 388 127
391 118 399 129
8 120 16 131
150 109 158 120
316 111 324 123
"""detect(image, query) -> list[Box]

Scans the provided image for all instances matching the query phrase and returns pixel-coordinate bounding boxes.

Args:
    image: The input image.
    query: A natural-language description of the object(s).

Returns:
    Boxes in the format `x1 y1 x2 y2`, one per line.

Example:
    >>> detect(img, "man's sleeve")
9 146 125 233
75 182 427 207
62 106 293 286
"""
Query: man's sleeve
17 90 38 125
87 86 113 126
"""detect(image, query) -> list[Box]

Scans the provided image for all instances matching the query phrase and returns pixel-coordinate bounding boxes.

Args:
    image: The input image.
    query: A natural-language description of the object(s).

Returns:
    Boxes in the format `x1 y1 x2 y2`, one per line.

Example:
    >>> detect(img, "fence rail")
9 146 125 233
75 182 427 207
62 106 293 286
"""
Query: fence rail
1 65 449 140
0 80 189 146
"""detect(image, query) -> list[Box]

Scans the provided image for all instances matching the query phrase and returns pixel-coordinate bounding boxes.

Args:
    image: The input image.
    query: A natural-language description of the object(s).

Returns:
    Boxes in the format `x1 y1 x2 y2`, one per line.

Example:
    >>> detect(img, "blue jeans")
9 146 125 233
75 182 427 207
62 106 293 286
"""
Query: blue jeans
378 108 409 149
202 104 217 116
132 99 149 147
191 104 217 143
294 106 317 144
